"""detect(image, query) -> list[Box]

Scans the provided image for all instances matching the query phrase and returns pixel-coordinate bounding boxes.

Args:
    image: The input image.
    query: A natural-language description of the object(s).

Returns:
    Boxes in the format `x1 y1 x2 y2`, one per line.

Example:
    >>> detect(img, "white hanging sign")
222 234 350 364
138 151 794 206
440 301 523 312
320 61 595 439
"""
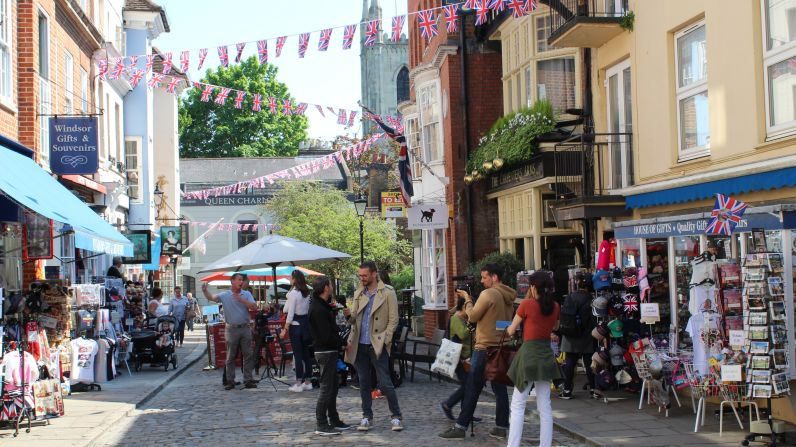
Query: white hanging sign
721 364 742 382
407 203 448 230
640 303 660 324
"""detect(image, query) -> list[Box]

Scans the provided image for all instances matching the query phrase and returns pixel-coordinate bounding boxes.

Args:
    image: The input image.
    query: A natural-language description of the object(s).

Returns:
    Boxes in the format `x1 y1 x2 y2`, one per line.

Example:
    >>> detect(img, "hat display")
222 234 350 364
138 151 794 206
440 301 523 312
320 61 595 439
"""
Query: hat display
591 296 609 317
592 269 611 291
616 369 632 385
608 319 624 338
609 343 625 366
608 294 624 316
592 322 610 341
591 350 609 366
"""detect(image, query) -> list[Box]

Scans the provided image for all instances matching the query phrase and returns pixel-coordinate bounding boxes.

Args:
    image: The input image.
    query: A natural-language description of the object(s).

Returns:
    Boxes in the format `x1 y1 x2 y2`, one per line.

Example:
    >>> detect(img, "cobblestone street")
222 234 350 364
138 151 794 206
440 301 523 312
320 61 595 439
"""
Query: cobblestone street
92 360 587 447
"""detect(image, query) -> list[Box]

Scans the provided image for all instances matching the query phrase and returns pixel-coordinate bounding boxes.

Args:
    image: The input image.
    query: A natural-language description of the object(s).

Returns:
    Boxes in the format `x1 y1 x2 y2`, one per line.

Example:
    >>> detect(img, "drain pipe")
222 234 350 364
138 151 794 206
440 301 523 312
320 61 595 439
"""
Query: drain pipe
460 13 475 263
582 47 594 267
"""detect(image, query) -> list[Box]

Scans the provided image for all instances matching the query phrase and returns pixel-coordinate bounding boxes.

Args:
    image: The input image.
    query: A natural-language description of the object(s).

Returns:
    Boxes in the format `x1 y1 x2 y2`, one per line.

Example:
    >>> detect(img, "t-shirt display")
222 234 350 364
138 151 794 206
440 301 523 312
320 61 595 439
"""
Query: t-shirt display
69 338 99 384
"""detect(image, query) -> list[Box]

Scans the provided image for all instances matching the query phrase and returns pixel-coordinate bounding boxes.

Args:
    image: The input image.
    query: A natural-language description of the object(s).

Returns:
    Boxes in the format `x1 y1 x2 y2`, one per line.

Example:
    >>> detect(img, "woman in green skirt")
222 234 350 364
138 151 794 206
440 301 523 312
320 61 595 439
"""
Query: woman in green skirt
506 270 561 447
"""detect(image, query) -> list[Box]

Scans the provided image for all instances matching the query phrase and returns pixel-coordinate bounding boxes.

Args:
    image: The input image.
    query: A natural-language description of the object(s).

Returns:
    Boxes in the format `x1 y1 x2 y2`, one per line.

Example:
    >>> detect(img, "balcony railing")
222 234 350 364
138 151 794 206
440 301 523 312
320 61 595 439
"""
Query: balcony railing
552 132 632 201
546 0 628 48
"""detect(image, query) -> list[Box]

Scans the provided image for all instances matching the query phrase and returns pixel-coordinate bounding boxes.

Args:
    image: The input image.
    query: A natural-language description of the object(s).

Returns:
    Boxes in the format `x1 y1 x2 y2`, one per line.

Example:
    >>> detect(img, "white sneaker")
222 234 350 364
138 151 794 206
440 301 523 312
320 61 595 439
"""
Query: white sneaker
357 417 371 431
390 418 403 431
303 382 313 391
288 383 303 393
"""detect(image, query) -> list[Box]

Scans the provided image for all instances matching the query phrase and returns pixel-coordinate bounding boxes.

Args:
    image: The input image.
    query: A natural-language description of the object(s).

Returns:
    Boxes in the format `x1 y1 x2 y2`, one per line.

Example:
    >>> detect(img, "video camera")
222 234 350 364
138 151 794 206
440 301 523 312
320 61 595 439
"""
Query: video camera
452 274 476 299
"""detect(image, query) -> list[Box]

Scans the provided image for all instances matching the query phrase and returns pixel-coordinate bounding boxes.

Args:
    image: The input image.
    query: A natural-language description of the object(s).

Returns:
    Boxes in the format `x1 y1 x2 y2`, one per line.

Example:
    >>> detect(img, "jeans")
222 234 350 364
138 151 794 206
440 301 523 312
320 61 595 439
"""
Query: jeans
455 349 509 429
315 351 341 426
225 325 254 383
354 343 402 419
508 381 553 447
562 352 595 392
443 363 467 409
175 319 186 345
289 324 312 381
187 317 194 331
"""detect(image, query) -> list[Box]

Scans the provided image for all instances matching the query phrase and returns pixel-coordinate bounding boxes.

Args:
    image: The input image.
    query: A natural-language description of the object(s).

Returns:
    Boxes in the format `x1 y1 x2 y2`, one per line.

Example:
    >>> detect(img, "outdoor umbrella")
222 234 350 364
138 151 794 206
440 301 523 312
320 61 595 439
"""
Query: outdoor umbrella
199 266 324 283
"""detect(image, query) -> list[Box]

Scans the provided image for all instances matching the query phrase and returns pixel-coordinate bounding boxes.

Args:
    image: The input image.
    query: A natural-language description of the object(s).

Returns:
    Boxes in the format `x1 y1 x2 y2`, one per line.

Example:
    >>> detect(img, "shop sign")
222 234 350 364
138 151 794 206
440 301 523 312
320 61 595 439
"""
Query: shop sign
49 117 99 175
181 194 271 207
407 202 448 230
488 160 546 192
381 192 406 218
614 212 785 239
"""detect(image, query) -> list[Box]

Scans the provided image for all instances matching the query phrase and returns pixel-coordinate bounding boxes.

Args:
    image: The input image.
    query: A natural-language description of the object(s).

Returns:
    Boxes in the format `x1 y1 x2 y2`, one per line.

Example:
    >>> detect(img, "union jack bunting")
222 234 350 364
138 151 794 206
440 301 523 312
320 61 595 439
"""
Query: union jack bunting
282 99 293 115
252 94 262 112
257 40 268 64
110 58 125 80
162 52 173 74
391 16 405 42
147 73 164 88
200 85 214 102
417 10 438 41
129 69 144 88
294 102 308 116
217 46 229 67
269 97 278 114
146 54 154 72
315 104 325 117
463 0 481 9
364 20 380 47
180 51 190 72
197 48 209 70
99 59 108 81
343 24 356 49
489 0 506 12
235 42 246 63
215 87 231 105
276 36 287 57
234 91 246 109
166 77 181 93
525 0 538 12
298 33 310 58
327 106 336 115
129 55 139 69
347 110 358 128
444 5 459 33
475 3 490 25
337 109 347 125
705 194 748 236
507 0 527 17
318 28 332 51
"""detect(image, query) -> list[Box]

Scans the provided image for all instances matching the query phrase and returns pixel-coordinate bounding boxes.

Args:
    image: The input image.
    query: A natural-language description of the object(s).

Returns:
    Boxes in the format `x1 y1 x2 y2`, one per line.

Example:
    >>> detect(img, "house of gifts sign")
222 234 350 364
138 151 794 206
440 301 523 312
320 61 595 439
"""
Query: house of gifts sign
49 117 99 175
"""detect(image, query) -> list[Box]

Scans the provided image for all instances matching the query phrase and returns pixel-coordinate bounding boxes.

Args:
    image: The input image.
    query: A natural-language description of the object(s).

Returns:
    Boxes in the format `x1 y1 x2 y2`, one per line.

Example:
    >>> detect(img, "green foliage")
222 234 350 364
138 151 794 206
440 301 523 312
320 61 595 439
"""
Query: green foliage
391 266 415 291
263 181 412 290
466 100 556 176
620 11 635 32
179 56 308 158
465 251 525 298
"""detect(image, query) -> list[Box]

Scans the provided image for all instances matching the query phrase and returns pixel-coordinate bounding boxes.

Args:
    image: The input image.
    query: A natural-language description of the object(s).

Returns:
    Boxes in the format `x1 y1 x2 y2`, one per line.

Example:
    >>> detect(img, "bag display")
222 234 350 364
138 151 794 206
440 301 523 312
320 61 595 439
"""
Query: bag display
484 333 517 386
430 338 463 379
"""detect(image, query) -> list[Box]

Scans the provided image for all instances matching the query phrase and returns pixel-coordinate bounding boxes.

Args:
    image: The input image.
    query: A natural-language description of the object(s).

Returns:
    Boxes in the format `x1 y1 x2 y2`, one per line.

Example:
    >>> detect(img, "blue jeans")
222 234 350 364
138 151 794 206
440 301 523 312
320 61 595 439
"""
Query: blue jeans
455 349 509 429
354 343 402 419
443 363 467 409
289 324 312 381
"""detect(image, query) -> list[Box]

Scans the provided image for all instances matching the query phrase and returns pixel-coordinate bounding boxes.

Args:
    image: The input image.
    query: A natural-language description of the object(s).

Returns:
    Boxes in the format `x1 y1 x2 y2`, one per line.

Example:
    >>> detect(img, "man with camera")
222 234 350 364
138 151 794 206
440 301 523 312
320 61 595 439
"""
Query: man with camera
439 263 516 440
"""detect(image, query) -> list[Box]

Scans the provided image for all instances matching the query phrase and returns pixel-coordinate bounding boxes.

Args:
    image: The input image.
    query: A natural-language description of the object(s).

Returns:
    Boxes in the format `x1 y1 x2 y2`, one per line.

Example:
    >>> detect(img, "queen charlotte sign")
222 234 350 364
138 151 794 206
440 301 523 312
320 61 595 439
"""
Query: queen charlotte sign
49 117 99 175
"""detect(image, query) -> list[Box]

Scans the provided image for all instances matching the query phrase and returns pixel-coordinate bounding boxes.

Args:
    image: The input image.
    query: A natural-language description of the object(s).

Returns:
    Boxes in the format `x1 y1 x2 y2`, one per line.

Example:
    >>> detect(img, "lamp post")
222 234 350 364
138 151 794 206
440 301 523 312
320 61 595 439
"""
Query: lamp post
354 195 367 264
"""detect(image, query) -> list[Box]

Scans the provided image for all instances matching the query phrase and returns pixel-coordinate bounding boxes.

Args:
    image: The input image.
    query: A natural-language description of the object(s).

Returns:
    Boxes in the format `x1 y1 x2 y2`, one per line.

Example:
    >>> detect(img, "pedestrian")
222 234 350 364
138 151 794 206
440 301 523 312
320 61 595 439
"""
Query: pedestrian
201 273 258 390
559 273 597 400
344 261 403 432
106 257 125 280
280 270 313 393
309 276 351 436
169 286 189 346
505 270 562 447
185 292 199 332
439 296 477 421
439 263 515 441
147 287 169 321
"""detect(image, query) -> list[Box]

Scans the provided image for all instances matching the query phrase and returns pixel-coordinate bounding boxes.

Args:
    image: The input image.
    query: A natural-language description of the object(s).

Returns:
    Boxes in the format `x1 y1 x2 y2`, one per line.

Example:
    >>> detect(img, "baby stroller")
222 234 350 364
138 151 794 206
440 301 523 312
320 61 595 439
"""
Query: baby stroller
130 315 178 371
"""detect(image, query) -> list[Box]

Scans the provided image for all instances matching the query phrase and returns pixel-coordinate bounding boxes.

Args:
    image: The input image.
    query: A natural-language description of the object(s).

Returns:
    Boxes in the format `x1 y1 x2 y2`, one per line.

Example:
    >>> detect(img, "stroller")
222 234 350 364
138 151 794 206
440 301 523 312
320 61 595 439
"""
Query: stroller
130 315 178 371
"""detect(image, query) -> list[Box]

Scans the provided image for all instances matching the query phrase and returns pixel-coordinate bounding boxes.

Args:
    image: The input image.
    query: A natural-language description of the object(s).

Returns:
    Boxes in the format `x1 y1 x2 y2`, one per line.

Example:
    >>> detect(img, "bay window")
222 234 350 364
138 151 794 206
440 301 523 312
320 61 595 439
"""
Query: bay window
418 82 442 163
421 229 446 309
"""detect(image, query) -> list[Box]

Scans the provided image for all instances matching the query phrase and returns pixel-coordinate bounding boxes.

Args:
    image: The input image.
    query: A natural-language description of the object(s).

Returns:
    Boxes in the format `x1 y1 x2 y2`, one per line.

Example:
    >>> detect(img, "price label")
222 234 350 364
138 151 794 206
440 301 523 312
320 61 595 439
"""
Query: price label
729 330 746 348
640 303 660 324
721 364 742 382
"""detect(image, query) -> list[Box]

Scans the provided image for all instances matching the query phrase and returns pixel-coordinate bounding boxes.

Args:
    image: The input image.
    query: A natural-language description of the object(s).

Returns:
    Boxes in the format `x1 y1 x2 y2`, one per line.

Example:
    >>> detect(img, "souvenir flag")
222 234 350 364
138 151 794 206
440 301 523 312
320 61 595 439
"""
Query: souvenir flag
179 51 190 72
475 3 490 25
234 90 246 109
197 48 209 70
417 10 438 41
444 5 459 33
166 76 181 93
365 20 380 47
347 110 358 128
147 73 164 88
110 58 125 80
295 102 308 116
318 28 332 51
99 59 108 81
525 0 538 12
162 52 173 74
343 25 356 49
129 69 144 88
507 0 527 17
282 99 293 115
276 36 287 57
489 0 506 12
337 109 347 125
705 194 748 236
622 294 639 314
146 54 154 72
269 97 278 114
252 94 262 112
257 40 268 64
217 46 229 67
315 104 325 117
369 112 413 206
391 15 405 42
298 33 310 58
463 0 481 9
235 42 246 63
200 84 214 102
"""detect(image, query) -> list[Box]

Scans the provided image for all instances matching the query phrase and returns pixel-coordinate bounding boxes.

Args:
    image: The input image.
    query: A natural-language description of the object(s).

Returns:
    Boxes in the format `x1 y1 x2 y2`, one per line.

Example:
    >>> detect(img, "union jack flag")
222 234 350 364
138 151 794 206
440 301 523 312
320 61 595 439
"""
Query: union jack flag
463 0 481 9
147 73 164 89
110 58 125 80
318 28 332 51
298 33 310 58
162 52 172 74
235 42 246 63
197 48 209 70
525 0 538 12
99 59 108 81
166 76 181 93
489 0 506 12
269 97 278 114
337 109 347 125
391 16 405 42
417 10 438 41
257 40 268 64
215 87 231 105
200 84 214 102
276 36 287 57
234 91 246 109
180 51 190 72
475 3 490 25
252 94 262 112
129 69 144 88
622 294 639 314
507 0 527 17
146 54 154 72
343 24 356 49
282 99 293 115
444 5 459 33
705 194 748 236
369 112 413 206
347 110 358 128
217 46 229 67
129 55 139 69
315 104 325 117
327 106 336 115
364 20 380 47
294 102 308 115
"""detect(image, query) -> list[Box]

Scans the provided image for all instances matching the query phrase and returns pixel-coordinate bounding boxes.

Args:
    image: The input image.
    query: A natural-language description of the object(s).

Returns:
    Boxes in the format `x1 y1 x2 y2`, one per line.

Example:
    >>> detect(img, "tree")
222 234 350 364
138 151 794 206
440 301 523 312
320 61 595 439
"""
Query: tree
263 181 411 290
179 56 308 158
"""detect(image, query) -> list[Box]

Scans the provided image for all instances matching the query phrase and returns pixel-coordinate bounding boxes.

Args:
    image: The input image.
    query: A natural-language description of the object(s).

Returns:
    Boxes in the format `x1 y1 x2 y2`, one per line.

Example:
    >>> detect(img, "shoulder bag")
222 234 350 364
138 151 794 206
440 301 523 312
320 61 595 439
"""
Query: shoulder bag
484 332 518 386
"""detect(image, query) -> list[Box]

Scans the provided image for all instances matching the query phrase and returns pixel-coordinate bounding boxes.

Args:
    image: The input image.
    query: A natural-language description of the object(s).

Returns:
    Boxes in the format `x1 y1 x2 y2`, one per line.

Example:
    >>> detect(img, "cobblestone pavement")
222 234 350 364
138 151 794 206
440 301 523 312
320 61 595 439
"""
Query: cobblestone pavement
93 361 587 447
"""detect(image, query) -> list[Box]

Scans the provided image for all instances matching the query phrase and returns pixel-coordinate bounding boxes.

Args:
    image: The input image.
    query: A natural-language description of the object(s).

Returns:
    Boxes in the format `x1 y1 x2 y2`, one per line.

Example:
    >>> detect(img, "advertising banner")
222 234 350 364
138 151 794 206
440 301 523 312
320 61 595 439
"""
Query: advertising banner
381 192 406 218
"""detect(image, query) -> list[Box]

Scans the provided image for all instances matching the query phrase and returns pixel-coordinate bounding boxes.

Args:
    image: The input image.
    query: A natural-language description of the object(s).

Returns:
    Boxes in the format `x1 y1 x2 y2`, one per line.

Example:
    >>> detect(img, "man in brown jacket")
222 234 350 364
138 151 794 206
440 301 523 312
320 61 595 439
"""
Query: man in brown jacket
345 261 403 432
439 263 516 440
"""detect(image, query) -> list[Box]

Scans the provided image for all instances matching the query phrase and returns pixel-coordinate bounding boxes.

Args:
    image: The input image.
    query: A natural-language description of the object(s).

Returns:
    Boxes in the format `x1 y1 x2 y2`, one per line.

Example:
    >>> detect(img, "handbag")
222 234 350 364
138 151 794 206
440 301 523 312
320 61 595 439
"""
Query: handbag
671 360 688 390
431 338 463 379
484 332 518 386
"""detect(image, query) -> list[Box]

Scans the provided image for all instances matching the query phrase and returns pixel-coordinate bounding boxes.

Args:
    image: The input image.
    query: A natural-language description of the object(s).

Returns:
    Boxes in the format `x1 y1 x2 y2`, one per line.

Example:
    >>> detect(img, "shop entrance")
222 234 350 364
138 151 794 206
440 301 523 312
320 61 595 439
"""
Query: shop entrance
542 235 579 300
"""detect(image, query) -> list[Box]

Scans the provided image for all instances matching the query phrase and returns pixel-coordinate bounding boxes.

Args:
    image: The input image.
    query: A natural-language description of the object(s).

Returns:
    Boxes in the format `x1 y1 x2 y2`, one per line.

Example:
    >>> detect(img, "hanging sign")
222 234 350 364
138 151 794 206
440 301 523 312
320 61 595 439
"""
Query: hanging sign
407 202 448 230
48 117 99 175
721 364 742 382
639 303 660 324
381 192 406 218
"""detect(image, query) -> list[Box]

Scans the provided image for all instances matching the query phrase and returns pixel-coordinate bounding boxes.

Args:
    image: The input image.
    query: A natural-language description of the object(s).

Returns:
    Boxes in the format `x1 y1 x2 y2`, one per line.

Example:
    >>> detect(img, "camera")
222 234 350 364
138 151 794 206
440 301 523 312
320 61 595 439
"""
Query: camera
452 274 476 301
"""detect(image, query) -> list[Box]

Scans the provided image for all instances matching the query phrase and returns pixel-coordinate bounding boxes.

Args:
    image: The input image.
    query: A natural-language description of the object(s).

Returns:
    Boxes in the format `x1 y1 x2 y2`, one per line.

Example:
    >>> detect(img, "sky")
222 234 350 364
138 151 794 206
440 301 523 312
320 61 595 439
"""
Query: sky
155 0 408 141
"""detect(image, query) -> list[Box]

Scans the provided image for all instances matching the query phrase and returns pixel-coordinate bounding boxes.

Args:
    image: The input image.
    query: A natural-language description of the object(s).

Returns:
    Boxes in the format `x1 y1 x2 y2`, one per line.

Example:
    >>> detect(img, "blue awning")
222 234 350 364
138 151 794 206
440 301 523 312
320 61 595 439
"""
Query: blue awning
0 147 132 256
626 166 796 209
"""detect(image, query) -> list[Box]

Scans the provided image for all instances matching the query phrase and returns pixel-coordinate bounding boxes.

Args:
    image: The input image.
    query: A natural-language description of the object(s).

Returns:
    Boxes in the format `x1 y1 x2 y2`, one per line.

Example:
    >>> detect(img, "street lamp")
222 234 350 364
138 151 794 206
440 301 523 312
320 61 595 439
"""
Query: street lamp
354 195 367 264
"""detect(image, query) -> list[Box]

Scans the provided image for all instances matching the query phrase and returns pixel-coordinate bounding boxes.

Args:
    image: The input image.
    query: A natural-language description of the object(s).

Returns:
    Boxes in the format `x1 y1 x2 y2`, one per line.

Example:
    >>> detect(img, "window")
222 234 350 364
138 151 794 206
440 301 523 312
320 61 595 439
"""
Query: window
39 13 49 79
64 51 73 113
676 22 710 159
0 0 12 101
38 12 50 165
404 115 422 179
80 68 88 113
607 60 634 189
237 220 258 248
507 78 513 113
115 103 122 165
763 0 796 136
421 229 446 309
418 82 442 162
535 15 558 53
525 65 532 106
125 138 142 202
537 57 576 113
514 74 521 111
396 66 409 103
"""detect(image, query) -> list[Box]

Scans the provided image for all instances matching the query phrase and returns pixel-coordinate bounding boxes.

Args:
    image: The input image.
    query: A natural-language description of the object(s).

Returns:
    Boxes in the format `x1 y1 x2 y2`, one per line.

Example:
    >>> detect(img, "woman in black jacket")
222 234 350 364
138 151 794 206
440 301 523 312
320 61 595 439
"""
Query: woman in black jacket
559 273 597 399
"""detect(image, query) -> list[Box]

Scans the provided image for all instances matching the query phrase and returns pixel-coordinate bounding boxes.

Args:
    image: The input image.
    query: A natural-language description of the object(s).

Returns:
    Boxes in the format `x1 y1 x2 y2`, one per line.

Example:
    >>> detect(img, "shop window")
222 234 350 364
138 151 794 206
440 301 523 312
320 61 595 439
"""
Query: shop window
421 228 446 309
620 239 640 268
674 236 701 348
645 238 671 341
606 60 634 189
676 22 710 160
537 57 576 114
237 220 258 249
763 0 796 136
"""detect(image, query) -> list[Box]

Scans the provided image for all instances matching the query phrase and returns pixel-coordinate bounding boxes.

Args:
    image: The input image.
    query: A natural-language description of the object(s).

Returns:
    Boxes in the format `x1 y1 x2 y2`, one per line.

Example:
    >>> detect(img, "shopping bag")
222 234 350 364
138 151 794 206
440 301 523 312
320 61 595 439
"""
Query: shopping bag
671 360 688 390
431 338 463 379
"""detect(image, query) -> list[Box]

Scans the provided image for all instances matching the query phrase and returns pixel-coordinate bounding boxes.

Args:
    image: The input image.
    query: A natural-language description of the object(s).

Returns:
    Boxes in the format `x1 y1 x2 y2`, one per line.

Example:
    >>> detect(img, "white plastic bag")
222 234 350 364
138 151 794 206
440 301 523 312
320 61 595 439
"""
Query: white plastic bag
430 338 463 379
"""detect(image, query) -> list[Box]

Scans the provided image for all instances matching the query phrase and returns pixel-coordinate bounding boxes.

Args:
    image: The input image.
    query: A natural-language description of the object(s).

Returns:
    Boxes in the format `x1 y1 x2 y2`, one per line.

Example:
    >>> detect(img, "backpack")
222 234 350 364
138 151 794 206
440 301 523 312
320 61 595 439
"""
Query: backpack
558 294 585 338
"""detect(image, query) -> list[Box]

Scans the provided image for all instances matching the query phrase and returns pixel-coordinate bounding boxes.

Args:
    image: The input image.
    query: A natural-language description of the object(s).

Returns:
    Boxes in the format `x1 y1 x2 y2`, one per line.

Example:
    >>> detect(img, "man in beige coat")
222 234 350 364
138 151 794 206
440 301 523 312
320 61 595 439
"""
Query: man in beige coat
345 261 403 432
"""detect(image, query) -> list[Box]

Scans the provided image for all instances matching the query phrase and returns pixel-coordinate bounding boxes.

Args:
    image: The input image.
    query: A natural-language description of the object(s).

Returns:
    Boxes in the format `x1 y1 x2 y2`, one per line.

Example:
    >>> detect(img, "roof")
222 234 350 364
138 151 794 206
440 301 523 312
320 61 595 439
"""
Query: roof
123 0 170 32
180 157 348 185
152 47 188 79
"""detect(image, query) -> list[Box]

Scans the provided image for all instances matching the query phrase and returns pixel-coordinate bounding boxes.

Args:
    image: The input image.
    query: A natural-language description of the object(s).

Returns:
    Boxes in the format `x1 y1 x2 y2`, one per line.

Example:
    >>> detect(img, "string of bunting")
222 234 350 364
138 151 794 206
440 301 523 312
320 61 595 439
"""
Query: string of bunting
182 221 281 233
181 133 385 200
